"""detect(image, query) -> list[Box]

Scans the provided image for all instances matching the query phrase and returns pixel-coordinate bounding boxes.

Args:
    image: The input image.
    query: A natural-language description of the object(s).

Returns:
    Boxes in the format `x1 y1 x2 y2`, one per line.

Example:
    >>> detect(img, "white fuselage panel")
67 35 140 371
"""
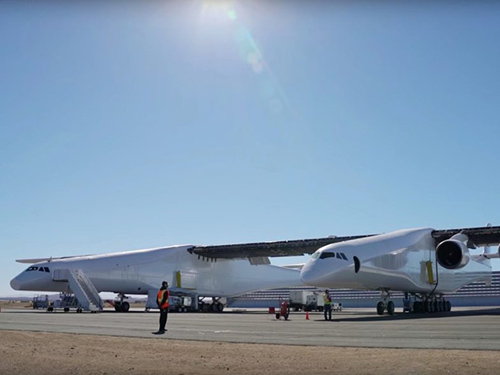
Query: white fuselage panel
11 245 302 296
301 228 491 293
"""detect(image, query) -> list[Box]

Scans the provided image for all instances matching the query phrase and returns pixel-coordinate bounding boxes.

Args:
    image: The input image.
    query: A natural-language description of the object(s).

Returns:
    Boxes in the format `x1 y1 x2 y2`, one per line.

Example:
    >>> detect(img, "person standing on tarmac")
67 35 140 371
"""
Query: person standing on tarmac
153 281 170 334
323 289 332 321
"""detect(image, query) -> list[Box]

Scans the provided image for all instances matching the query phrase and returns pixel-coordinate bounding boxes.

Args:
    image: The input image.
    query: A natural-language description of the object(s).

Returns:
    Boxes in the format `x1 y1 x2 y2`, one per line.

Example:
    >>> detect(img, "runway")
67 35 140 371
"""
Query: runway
1 307 500 350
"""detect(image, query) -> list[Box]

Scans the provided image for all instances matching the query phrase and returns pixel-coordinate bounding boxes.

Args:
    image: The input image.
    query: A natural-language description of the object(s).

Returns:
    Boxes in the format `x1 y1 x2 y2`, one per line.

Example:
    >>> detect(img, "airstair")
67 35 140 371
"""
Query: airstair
52 269 103 312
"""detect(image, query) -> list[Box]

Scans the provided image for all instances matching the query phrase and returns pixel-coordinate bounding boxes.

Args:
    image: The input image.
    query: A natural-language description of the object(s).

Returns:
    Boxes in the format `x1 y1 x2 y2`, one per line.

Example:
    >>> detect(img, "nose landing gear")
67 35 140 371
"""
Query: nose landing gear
376 290 395 315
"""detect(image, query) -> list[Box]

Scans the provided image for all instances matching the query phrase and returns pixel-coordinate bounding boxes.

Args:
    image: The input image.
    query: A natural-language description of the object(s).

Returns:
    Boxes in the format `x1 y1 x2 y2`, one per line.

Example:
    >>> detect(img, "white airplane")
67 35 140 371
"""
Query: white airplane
10 225 500 315
300 226 500 315
10 245 302 312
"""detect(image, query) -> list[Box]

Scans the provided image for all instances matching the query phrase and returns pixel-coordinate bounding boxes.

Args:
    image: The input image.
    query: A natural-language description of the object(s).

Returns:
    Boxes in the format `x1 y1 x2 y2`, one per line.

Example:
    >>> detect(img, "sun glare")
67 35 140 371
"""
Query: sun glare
197 0 289 115
200 0 238 22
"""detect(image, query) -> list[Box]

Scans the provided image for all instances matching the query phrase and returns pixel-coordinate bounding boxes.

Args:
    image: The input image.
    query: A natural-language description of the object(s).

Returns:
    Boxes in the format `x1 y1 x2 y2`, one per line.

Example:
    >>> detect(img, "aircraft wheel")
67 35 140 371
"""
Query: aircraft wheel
64 307 70 313
427 301 433 313
216 302 224 312
446 301 452 312
376 301 385 315
120 302 130 312
387 301 395 315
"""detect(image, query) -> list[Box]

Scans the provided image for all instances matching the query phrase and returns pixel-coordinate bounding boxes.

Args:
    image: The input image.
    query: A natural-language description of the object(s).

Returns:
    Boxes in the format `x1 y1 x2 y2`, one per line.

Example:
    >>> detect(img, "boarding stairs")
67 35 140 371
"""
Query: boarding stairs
52 269 103 312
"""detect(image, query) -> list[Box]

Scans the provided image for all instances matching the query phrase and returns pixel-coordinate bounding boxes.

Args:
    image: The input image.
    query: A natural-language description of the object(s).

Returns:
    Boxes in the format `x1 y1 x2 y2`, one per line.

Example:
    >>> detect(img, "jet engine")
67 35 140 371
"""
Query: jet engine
436 233 470 269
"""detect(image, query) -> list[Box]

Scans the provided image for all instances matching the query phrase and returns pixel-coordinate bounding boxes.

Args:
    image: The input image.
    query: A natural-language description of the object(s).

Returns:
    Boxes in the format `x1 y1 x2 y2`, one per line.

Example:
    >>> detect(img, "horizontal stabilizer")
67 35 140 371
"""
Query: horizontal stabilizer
280 263 305 270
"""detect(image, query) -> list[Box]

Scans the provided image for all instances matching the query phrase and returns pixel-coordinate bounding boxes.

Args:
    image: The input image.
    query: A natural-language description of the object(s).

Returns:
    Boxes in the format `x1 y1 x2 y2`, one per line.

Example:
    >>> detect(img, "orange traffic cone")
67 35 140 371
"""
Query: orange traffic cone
305 311 309 320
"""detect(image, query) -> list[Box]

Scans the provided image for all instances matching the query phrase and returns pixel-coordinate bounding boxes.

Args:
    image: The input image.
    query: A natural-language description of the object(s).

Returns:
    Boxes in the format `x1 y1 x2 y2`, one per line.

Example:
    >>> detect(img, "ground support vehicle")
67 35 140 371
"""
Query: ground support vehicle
32 295 49 310
275 299 289 320
289 290 328 311
46 293 81 312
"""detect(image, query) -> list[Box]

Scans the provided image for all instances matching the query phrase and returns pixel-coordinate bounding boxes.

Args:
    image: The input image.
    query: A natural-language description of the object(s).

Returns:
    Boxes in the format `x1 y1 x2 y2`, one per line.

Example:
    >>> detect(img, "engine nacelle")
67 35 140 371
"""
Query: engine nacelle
436 234 470 270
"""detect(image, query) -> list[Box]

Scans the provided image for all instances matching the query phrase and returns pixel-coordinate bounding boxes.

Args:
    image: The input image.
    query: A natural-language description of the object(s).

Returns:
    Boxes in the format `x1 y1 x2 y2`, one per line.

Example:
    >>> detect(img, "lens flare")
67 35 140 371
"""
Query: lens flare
198 0 290 114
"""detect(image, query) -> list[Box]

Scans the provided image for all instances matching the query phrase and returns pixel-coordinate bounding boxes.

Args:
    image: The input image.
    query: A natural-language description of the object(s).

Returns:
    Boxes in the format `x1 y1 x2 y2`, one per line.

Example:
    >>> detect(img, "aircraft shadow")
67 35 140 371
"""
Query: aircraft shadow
314 307 500 322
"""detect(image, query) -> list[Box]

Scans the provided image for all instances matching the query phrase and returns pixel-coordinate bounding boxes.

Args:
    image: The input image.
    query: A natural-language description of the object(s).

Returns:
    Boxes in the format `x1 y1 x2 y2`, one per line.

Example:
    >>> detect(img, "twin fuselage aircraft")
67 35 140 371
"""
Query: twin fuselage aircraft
10 225 500 315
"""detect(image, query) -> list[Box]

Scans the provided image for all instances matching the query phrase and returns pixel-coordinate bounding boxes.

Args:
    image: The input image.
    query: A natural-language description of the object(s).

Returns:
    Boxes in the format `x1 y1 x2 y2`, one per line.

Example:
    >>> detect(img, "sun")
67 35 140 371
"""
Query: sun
199 0 238 23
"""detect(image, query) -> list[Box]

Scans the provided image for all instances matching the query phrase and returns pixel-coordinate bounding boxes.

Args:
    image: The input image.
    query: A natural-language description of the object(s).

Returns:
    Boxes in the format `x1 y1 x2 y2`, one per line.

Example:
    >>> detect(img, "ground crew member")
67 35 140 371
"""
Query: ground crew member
323 289 332 321
153 281 170 334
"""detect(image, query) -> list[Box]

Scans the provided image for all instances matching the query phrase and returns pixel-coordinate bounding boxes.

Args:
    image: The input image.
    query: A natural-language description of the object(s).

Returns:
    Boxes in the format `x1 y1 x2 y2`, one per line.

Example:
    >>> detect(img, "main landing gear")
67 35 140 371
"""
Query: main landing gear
198 297 225 313
409 294 452 314
376 291 453 315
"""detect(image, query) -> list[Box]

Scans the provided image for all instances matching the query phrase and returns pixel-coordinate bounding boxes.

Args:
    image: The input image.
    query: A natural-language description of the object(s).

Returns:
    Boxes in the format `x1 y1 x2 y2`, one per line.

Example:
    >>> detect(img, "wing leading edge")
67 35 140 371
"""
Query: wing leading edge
189 225 500 260
432 226 500 248
188 234 376 259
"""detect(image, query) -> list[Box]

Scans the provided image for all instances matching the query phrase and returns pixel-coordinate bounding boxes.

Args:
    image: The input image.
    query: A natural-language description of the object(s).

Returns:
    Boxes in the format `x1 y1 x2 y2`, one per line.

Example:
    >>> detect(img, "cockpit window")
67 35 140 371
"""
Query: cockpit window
311 251 320 260
26 266 50 272
319 252 336 259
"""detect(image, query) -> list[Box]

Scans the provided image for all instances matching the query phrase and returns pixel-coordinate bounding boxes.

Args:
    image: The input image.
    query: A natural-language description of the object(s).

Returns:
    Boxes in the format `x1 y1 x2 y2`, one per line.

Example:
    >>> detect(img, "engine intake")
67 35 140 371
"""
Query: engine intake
436 235 470 270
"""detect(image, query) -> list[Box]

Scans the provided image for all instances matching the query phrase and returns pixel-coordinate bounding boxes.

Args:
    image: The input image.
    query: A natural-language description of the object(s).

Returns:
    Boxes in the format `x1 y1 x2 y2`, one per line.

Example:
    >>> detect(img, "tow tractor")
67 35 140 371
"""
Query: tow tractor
275 298 290 320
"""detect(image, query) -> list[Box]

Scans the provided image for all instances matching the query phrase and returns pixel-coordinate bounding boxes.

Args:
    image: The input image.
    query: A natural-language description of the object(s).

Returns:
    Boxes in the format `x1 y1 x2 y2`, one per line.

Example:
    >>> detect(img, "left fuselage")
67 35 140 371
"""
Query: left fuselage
300 228 491 293
11 245 302 297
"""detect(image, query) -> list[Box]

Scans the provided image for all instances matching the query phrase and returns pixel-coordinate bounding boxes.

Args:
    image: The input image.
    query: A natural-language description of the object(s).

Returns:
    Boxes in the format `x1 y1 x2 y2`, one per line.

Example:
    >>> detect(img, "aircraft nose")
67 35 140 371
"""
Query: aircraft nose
301 271 319 285
300 258 334 287
10 277 21 290
300 264 322 286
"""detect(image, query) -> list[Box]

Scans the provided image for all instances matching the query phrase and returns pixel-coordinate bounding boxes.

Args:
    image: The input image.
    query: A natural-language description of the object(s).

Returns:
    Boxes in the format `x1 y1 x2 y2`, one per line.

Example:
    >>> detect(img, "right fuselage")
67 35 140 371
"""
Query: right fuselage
300 228 491 293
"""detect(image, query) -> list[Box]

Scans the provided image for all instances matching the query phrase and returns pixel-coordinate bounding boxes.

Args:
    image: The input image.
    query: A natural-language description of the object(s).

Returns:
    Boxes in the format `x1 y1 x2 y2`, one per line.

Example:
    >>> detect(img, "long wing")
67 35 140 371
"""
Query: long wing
189 234 376 259
190 225 500 260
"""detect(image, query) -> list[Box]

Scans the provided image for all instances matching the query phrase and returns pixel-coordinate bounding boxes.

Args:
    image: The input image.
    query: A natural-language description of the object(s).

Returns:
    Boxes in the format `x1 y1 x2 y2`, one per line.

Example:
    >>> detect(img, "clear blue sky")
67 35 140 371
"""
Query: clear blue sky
1 1 500 296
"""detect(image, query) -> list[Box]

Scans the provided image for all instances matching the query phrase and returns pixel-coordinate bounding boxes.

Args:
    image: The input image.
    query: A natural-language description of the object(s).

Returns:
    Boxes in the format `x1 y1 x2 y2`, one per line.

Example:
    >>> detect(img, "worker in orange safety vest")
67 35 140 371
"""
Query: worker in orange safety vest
153 281 170 334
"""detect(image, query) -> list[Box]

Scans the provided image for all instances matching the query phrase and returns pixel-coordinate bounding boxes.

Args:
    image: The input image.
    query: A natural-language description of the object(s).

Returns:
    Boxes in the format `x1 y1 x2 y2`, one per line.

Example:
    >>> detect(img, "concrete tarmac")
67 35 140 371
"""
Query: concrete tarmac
1 307 500 350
